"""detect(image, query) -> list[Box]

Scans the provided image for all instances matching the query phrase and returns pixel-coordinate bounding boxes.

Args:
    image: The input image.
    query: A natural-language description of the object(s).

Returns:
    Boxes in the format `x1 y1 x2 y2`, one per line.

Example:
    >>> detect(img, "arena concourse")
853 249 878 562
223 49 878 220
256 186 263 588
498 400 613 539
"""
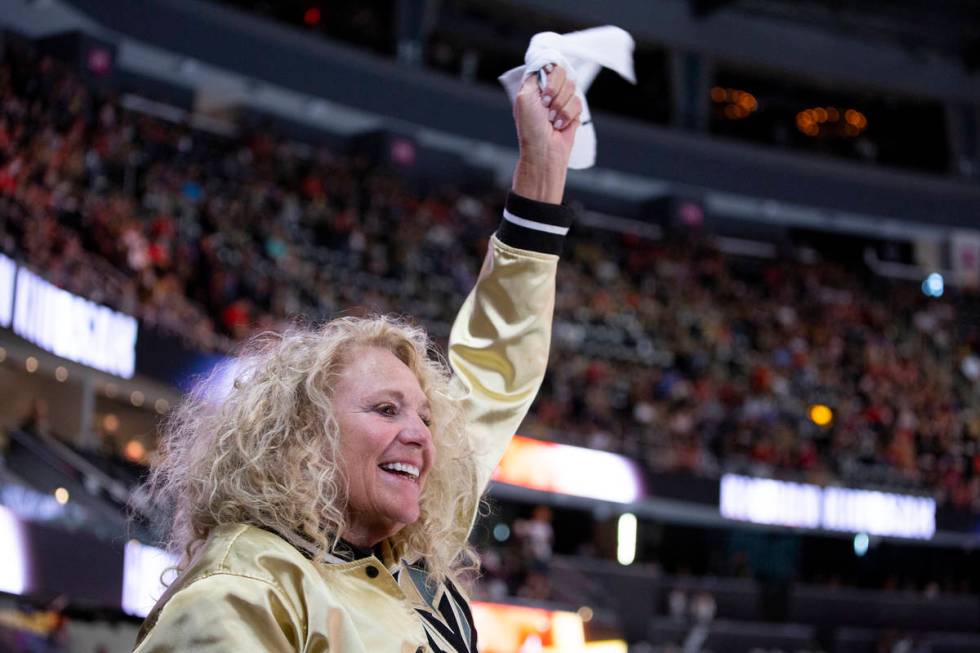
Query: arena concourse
1 1 980 652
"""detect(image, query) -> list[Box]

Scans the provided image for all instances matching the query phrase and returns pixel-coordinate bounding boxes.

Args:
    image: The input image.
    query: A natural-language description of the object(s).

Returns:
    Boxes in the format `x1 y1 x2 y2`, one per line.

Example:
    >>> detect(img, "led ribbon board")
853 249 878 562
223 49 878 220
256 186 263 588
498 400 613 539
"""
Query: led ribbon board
492 435 643 503
0 253 14 327
720 473 935 539
472 603 584 653
11 266 138 378
122 540 178 617
472 603 627 653
0 505 28 595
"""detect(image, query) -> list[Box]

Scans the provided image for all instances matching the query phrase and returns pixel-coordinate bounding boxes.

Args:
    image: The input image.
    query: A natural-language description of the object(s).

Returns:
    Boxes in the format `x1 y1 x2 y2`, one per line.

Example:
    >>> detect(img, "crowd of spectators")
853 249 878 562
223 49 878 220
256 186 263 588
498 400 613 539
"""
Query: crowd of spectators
2 43 979 512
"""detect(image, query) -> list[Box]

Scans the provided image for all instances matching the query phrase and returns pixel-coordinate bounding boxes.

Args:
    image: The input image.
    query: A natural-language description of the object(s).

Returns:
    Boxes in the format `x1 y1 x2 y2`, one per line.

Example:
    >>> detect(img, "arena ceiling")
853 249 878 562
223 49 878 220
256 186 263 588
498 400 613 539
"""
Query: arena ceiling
691 0 980 71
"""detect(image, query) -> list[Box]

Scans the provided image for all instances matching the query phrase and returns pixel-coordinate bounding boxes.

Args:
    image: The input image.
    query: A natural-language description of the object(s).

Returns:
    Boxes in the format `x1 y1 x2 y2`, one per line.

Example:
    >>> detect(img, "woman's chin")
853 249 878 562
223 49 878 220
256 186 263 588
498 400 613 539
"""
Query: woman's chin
390 504 422 531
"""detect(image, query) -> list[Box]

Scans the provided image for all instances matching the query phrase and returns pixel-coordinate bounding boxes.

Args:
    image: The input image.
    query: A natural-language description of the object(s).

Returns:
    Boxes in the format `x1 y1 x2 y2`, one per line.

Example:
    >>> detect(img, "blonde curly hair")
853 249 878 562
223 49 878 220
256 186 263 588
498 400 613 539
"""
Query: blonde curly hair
143 316 479 586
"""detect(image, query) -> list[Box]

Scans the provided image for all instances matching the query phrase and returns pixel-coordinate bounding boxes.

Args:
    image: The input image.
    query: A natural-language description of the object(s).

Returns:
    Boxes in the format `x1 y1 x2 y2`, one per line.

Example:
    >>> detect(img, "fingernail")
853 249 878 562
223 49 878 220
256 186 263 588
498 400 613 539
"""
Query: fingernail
554 119 564 129
548 109 556 121
542 95 552 107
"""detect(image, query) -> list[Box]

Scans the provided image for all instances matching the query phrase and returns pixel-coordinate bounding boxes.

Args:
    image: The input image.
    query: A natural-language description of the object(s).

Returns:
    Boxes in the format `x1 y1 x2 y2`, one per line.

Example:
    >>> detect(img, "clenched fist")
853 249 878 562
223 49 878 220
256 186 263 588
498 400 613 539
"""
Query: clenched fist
512 64 583 205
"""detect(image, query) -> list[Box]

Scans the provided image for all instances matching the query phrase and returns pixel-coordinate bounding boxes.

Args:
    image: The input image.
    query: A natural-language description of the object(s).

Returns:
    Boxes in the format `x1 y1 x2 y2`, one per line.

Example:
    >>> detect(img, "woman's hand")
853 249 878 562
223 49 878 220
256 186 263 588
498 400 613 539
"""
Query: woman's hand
512 64 583 205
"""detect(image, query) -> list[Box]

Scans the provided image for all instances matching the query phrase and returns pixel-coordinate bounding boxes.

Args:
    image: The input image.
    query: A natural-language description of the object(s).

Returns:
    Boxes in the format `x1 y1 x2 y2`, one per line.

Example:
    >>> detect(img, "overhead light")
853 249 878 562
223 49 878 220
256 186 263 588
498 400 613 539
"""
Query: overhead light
715 88 758 119
853 532 870 557
124 440 147 463
102 414 120 433
492 523 510 542
922 272 944 298
617 513 637 565
809 404 833 426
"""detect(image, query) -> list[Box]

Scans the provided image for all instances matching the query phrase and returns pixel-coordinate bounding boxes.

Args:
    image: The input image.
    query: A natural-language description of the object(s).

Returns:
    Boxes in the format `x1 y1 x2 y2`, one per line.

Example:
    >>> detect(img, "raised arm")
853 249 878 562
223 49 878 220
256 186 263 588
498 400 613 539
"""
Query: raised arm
449 65 582 500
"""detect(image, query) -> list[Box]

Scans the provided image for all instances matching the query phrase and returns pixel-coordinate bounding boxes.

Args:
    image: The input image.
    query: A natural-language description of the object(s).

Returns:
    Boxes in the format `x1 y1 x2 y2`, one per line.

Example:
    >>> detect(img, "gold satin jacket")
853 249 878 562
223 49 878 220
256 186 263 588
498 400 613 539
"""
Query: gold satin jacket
133 194 575 653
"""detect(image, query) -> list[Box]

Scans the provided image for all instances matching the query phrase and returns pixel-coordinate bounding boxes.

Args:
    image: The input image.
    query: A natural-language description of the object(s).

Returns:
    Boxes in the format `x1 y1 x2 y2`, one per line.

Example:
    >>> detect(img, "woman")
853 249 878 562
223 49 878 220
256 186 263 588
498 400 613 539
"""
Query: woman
133 65 583 653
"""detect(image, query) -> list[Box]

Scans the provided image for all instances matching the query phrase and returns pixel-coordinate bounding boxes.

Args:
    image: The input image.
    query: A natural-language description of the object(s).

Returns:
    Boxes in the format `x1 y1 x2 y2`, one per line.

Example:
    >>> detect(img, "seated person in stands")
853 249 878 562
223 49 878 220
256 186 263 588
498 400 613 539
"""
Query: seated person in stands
133 64 582 652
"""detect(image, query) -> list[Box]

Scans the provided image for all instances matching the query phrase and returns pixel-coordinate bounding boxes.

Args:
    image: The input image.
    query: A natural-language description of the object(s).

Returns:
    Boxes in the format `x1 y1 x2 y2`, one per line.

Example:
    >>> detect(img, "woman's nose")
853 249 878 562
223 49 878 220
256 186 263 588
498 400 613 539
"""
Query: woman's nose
398 416 431 447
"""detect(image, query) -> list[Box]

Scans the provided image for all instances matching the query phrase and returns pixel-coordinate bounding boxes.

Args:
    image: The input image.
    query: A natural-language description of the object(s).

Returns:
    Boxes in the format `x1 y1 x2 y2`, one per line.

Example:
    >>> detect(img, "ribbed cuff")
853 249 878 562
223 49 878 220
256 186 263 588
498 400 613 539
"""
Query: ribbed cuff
495 191 576 256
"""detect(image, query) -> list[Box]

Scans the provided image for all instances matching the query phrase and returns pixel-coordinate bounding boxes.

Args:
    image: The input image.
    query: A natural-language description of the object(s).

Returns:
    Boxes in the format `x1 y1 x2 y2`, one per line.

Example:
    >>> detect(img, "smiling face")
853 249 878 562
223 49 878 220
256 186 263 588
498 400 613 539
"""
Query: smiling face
332 346 435 547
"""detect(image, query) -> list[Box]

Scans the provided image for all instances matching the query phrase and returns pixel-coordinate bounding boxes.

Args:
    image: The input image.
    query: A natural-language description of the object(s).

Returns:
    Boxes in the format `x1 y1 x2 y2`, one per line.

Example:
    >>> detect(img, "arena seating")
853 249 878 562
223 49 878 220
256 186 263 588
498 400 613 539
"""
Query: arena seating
2 39 978 514
3 13 980 652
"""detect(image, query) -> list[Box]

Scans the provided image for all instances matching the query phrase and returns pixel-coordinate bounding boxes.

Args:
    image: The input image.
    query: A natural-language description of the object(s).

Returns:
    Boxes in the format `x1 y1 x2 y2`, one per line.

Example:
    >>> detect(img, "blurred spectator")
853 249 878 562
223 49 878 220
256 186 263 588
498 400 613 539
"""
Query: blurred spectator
689 592 716 624
514 505 554 571
667 588 687 621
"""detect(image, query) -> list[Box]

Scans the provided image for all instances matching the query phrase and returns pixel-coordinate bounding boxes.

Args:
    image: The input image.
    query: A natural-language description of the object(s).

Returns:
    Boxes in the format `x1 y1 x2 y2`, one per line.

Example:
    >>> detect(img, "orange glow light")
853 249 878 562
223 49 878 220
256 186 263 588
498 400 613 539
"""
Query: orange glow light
492 435 642 503
735 92 757 110
472 602 585 653
124 439 146 463
716 88 757 117
809 404 833 426
102 413 119 433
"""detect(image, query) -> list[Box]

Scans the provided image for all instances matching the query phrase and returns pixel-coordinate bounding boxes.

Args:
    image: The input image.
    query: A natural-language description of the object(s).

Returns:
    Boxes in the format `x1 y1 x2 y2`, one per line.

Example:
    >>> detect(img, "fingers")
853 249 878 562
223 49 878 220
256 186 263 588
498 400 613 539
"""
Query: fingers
540 64 565 109
555 95 583 131
518 72 539 99
541 65 581 131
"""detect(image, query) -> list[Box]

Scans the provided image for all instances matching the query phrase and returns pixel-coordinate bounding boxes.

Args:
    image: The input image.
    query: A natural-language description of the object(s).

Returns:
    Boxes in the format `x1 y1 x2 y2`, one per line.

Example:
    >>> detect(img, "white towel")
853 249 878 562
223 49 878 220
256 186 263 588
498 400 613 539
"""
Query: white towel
499 26 636 170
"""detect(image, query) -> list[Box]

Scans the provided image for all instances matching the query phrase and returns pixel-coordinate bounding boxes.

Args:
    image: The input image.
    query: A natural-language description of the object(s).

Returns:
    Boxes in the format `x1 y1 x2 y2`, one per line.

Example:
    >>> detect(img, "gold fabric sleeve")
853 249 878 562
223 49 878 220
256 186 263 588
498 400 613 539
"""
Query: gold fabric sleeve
449 235 558 502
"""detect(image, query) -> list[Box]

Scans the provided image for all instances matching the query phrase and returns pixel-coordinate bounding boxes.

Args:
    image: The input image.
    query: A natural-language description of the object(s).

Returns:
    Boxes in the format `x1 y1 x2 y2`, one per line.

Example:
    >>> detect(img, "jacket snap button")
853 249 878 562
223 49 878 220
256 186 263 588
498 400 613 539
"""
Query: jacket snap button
365 565 379 578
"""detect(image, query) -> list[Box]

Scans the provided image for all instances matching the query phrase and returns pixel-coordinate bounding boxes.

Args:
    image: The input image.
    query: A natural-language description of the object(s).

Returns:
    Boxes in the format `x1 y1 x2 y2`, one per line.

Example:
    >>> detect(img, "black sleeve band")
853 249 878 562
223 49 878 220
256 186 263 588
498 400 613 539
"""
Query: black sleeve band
495 191 576 256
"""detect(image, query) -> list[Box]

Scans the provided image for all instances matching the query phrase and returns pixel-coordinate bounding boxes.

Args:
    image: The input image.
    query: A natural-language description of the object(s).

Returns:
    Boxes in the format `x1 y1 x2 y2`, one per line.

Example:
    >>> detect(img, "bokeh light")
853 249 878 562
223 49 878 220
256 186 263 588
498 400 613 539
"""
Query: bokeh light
809 404 833 426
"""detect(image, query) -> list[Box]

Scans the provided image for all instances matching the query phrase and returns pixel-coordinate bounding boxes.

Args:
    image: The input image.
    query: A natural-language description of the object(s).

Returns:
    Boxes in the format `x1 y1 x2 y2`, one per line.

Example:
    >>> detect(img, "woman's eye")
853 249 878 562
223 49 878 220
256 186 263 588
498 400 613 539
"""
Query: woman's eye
375 403 397 416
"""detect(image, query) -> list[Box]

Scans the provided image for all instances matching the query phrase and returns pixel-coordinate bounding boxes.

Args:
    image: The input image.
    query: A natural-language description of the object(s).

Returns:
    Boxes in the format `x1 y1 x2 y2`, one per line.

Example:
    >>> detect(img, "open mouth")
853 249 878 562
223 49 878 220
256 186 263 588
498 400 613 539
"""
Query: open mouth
378 462 421 482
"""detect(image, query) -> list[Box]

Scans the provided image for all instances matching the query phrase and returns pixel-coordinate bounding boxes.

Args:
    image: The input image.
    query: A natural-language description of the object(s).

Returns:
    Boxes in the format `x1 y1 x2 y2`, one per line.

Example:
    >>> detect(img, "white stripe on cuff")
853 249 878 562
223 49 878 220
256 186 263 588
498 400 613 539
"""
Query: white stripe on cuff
502 208 570 236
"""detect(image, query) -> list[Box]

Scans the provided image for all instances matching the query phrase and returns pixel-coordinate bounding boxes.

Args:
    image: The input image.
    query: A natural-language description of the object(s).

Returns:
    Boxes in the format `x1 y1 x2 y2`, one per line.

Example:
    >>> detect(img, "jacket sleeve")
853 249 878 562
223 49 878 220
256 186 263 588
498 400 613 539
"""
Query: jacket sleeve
132 574 304 653
449 191 574 497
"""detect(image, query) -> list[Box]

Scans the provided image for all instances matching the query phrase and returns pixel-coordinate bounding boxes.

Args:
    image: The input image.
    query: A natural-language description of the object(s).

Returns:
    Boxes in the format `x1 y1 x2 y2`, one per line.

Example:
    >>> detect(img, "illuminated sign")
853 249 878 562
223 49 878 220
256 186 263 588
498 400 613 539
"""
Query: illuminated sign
472 602 626 653
492 436 643 503
720 475 821 529
822 486 935 539
12 267 138 378
0 253 14 327
720 474 935 539
0 505 28 595
472 603 584 653
122 540 178 617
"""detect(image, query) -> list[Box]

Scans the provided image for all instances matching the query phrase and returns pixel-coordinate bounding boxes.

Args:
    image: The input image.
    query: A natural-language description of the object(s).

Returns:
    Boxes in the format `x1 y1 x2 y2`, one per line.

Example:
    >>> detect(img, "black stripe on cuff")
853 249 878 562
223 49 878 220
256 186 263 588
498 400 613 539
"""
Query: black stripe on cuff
495 191 576 256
